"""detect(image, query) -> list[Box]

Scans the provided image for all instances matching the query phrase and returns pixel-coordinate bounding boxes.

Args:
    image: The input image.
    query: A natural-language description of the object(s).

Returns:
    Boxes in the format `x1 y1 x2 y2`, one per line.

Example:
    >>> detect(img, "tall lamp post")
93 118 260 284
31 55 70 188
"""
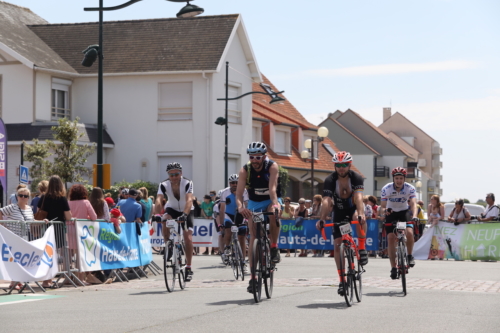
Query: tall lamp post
415 180 422 201
82 0 204 188
301 126 329 198
215 61 286 188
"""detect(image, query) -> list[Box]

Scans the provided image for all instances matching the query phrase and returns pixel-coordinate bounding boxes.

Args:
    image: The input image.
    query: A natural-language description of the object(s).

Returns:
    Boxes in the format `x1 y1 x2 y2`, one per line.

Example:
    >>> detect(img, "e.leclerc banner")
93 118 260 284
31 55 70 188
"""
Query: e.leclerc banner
413 221 500 261
279 219 379 251
77 221 152 272
149 219 217 247
0 118 7 200
0 225 58 281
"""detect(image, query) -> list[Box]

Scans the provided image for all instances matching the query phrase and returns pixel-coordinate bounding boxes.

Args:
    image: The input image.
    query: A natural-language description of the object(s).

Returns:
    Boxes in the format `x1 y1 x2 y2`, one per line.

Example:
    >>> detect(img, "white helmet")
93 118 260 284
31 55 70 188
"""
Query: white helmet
166 162 182 172
228 174 239 182
247 142 267 154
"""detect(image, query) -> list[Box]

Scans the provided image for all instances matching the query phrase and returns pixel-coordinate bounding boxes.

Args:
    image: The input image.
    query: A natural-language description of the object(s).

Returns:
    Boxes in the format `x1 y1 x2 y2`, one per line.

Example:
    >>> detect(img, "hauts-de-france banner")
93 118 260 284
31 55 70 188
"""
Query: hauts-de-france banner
413 221 500 261
278 219 379 251
77 221 152 272
0 225 58 281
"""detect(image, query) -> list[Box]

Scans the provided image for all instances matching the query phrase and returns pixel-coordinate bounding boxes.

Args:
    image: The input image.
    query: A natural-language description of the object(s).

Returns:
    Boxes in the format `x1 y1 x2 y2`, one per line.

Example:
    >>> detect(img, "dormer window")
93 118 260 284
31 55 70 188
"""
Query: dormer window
274 127 291 155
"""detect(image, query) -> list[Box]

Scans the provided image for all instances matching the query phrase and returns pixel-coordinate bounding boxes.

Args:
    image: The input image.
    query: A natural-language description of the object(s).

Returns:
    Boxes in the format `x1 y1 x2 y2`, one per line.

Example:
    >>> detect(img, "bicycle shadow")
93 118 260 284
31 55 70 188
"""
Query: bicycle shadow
364 291 404 297
196 265 228 270
207 299 256 306
297 302 351 310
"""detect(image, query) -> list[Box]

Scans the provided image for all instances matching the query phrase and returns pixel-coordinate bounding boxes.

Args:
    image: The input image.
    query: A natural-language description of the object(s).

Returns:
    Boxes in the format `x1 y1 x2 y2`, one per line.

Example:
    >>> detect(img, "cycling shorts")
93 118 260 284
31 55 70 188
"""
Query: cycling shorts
332 207 356 240
165 208 194 231
223 219 248 236
384 209 414 234
248 199 272 212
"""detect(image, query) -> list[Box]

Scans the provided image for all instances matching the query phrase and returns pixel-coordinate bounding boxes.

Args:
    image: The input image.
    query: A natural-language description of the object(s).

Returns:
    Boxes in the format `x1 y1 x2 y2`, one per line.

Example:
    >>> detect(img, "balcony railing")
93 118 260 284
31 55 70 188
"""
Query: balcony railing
432 146 443 155
374 166 389 178
406 167 420 179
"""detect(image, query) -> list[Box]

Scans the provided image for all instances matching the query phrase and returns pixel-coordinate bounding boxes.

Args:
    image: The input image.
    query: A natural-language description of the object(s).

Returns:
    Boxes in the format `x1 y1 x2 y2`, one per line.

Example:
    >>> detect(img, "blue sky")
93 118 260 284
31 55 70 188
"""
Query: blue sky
9 0 500 202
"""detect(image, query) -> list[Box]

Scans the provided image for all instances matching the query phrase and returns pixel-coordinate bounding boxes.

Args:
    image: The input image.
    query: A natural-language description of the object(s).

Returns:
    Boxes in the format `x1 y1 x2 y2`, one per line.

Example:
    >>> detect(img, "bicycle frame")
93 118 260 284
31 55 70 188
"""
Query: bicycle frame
166 220 186 272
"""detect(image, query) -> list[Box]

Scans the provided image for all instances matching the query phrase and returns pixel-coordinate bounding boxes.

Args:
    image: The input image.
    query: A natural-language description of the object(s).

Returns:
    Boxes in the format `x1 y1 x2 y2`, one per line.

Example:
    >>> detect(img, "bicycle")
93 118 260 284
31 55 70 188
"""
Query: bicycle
250 210 279 303
227 225 245 281
163 218 187 292
321 217 365 307
385 220 411 296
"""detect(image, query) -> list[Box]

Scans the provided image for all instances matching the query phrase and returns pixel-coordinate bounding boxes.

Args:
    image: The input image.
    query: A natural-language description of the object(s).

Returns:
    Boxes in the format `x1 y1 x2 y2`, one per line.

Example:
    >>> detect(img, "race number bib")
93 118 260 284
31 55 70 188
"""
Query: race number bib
231 226 238 232
340 223 352 235
397 222 407 230
167 220 176 228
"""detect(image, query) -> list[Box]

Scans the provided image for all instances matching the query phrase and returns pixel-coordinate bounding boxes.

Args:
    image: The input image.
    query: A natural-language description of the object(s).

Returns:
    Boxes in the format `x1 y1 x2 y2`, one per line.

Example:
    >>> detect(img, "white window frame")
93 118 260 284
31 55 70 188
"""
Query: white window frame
252 125 262 142
158 82 193 121
226 83 241 124
51 78 71 120
274 127 291 155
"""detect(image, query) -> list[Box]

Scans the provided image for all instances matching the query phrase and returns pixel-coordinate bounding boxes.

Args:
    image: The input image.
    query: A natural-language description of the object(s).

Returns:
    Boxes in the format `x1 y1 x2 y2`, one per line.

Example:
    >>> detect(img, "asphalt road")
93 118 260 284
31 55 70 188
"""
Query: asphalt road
1 254 499 333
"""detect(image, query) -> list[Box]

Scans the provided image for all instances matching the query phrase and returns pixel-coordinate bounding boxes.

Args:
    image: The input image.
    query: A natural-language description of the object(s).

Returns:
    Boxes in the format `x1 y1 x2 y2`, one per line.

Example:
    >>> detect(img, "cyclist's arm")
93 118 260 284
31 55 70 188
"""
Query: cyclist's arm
183 192 193 216
380 200 387 217
409 197 418 219
353 191 365 223
268 162 280 209
319 196 333 221
155 193 164 215
219 202 226 225
236 167 251 218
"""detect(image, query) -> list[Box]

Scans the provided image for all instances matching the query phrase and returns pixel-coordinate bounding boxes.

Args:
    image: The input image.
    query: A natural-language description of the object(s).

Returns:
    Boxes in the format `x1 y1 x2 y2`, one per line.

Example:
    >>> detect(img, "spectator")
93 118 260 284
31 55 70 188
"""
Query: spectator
478 193 499 222
192 196 202 218
37 175 72 225
363 196 373 219
304 200 313 217
294 198 308 257
448 198 471 225
117 188 129 205
367 195 378 219
89 187 110 221
201 194 214 219
209 190 216 201
428 194 445 227
136 192 147 222
280 197 294 257
139 187 153 222
31 180 48 215
310 195 322 218
105 197 115 209
119 188 142 223
8 183 27 205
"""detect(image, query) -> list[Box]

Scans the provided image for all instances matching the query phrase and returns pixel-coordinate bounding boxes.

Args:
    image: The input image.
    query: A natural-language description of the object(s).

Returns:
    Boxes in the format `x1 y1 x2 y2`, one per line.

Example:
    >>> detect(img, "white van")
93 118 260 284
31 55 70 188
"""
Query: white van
444 203 485 219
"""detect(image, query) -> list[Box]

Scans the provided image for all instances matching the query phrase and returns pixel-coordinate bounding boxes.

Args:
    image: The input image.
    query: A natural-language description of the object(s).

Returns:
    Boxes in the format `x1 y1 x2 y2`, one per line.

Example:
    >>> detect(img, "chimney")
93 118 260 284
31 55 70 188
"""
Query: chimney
383 107 391 122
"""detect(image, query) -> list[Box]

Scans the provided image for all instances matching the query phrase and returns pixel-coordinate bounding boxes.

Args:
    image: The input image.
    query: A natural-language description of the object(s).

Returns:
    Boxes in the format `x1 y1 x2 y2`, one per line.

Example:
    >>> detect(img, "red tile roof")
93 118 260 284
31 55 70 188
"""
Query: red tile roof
252 76 364 177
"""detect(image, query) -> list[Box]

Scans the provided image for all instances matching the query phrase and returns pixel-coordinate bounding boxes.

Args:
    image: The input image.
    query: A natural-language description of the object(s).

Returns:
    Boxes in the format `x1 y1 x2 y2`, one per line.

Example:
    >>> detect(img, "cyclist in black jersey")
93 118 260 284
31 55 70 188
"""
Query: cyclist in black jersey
316 151 368 296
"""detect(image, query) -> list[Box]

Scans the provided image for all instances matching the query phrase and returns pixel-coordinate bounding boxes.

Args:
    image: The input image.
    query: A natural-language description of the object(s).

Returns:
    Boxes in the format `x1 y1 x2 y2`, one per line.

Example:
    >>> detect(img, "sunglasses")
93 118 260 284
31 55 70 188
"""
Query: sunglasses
249 155 264 161
229 182 238 185
335 163 349 168
17 194 29 198
168 173 181 177
284 200 290 203
210 194 215 196
299 202 305 204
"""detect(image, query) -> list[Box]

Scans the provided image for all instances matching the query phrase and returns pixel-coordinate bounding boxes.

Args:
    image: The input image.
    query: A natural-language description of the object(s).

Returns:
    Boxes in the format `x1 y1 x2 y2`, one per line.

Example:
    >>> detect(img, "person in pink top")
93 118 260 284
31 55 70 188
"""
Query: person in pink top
68 185 97 251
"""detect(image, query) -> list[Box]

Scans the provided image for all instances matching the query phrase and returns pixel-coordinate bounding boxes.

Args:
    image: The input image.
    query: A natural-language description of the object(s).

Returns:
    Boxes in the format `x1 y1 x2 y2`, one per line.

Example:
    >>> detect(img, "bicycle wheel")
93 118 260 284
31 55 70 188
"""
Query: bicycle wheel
251 239 263 303
230 241 239 280
340 244 353 307
178 243 186 290
353 248 362 302
164 241 175 292
264 240 274 299
398 244 407 296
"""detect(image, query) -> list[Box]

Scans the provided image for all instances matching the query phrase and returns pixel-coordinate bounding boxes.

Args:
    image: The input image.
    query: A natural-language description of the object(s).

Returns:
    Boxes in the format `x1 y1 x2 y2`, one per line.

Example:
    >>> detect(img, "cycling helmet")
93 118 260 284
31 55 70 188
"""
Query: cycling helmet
332 151 353 164
217 189 224 197
166 162 182 172
391 167 407 177
228 174 239 182
247 142 267 154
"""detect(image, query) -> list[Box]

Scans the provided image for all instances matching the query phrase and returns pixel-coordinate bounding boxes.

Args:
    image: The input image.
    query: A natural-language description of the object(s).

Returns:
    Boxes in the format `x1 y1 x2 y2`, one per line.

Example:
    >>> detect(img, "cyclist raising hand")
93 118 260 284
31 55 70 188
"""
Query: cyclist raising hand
316 152 368 296
236 142 281 294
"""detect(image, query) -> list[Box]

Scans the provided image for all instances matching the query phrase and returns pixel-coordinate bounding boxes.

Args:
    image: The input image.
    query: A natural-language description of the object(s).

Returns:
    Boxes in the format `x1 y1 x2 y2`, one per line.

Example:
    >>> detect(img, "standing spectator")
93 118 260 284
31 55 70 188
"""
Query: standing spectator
136 192 147 222
304 200 313 217
192 196 202 218
294 198 309 257
201 195 214 219
428 195 445 227
119 188 142 223
367 195 379 219
310 195 322 218
280 197 295 257
448 199 471 225
117 188 129 206
478 193 499 222
31 180 48 215
139 187 153 222
89 187 110 221
37 175 72 223
209 190 217 201
8 183 27 205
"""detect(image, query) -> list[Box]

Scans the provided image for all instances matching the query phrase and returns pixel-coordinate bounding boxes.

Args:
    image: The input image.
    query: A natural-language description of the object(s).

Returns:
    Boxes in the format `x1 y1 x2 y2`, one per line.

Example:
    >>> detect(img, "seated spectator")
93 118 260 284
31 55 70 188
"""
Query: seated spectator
448 199 471 225
478 193 499 222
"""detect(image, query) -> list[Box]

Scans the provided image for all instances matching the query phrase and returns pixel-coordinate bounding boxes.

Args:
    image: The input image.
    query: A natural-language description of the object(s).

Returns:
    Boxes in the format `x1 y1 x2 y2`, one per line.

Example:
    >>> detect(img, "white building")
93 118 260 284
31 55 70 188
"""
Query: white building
0 1 262 201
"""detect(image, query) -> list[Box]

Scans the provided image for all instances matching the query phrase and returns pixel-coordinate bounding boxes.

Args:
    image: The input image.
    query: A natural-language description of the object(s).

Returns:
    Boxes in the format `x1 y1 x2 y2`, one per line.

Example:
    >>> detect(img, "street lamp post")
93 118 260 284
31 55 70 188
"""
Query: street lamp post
216 61 286 188
82 0 204 188
415 180 422 201
301 127 329 198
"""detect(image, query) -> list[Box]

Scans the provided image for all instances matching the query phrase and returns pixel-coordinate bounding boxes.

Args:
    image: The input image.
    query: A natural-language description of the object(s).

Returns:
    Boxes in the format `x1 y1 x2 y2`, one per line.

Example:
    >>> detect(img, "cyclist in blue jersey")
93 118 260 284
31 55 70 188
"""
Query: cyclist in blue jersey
236 142 281 294
219 174 249 266
380 167 419 279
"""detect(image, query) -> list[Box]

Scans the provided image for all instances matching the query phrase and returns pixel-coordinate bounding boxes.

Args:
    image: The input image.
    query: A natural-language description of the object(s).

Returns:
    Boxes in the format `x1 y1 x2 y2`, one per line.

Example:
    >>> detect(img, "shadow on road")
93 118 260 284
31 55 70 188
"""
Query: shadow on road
197 265 227 270
297 302 350 310
129 291 169 296
364 291 404 297
207 299 255 306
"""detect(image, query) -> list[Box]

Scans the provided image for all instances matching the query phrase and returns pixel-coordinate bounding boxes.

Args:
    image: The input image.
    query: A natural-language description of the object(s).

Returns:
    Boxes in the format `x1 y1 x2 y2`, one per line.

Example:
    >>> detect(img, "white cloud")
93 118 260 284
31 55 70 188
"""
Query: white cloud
305 60 477 77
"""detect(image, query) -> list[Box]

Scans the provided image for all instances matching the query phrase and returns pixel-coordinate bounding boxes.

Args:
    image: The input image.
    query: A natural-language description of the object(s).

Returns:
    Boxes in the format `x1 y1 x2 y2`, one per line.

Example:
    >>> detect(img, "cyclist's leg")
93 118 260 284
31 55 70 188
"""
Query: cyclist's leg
161 214 173 245
406 225 415 255
223 219 233 247
266 202 280 245
351 210 368 265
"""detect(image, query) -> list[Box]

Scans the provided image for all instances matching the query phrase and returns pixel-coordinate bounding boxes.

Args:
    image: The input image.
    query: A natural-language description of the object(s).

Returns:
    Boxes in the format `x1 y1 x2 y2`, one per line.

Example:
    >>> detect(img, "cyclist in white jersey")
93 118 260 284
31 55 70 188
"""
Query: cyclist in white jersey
380 167 419 279
153 162 195 282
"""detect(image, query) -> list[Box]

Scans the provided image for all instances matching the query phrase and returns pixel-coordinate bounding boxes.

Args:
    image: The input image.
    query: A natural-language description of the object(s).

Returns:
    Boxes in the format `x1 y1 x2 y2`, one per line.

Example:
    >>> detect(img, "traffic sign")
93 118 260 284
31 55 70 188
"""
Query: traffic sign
19 165 29 184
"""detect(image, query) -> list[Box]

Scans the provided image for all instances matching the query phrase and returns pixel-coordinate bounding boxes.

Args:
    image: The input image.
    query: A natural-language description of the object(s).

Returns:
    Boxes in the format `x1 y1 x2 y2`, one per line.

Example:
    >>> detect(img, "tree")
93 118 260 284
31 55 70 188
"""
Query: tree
463 198 470 204
23 118 96 189
23 139 52 192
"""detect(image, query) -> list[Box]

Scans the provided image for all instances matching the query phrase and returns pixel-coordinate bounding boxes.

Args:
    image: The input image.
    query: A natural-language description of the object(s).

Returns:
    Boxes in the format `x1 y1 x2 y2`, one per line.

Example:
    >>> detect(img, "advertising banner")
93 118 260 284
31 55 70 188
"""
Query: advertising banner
77 221 152 272
149 219 218 247
0 225 58 281
413 221 500 261
0 118 7 199
279 219 379 251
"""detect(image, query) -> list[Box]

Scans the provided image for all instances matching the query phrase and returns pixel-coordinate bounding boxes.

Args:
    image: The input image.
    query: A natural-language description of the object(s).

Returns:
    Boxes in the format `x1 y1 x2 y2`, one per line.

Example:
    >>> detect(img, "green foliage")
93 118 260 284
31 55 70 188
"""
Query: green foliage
278 166 289 197
23 139 52 193
23 117 95 190
475 199 487 207
463 198 470 204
